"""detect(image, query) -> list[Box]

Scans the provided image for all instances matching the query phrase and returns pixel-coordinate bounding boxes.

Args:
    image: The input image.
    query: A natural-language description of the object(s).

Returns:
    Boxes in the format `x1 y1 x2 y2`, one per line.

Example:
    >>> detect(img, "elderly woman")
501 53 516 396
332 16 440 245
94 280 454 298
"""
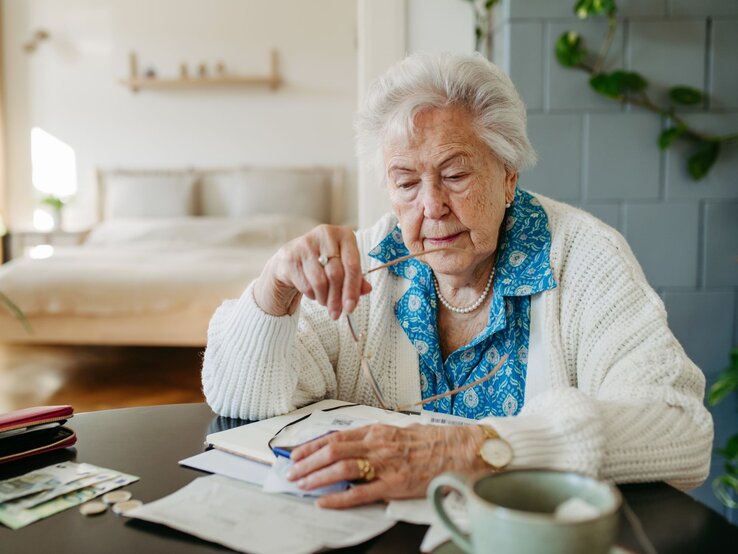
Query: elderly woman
202 53 712 509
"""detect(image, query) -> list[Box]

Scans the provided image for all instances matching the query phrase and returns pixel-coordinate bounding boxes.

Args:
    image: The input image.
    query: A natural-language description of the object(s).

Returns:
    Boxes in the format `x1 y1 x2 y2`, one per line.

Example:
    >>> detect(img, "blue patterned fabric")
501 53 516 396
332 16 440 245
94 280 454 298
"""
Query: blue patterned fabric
368 188 556 419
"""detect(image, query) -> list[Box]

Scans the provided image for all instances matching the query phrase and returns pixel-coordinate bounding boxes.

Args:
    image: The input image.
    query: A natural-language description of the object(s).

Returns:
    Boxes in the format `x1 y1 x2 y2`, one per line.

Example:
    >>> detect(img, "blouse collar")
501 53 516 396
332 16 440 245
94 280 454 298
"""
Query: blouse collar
367 188 557 297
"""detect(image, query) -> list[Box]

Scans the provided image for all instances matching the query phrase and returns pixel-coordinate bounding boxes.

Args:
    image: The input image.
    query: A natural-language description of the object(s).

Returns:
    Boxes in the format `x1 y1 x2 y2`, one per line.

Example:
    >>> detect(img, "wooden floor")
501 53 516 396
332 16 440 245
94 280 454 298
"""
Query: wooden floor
0 344 205 413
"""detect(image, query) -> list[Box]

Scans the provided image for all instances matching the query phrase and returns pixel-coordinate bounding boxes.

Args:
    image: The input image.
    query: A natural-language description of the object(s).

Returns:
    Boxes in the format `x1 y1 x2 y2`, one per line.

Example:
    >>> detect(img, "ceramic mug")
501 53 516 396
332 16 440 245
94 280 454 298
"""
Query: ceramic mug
429 470 622 554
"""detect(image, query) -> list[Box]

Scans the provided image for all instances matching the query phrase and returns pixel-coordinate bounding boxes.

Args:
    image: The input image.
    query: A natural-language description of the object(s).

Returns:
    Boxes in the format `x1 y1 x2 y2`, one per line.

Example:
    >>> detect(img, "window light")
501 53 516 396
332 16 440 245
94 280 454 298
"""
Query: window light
30 127 77 198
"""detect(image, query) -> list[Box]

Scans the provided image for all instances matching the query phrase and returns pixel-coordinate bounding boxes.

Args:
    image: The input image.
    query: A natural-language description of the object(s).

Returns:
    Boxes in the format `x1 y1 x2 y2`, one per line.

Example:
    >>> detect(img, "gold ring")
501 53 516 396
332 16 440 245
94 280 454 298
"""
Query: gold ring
318 254 340 267
356 458 376 482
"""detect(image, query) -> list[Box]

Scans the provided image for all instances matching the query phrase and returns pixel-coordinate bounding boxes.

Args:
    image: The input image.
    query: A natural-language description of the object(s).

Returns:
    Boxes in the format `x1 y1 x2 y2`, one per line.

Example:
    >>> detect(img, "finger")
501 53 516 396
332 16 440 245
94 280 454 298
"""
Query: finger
287 440 366 481
302 255 330 306
339 235 362 314
360 278 373 296
316 481 386 510
317 229 344 319
323 258 345 320
290 426 371 461
295 459 364 491
290 260 315 301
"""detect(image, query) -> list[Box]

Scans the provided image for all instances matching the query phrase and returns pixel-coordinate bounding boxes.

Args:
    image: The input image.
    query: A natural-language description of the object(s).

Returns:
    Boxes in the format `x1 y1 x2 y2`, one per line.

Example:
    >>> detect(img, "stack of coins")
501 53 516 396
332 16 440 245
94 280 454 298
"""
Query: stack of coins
79 501 107 516
79 490 142 517
102 491 132 505
112 499 143 515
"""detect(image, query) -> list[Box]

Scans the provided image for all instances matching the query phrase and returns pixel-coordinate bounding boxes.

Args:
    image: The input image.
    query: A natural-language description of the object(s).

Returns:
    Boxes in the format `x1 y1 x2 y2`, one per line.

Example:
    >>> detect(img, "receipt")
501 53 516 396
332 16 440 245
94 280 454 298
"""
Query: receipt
126 475 396 554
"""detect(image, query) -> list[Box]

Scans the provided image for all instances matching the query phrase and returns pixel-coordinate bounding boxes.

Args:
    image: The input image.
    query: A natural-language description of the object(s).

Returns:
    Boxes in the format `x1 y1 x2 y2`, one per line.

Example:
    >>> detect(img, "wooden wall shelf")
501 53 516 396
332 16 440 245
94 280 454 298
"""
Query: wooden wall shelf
119 50 281 93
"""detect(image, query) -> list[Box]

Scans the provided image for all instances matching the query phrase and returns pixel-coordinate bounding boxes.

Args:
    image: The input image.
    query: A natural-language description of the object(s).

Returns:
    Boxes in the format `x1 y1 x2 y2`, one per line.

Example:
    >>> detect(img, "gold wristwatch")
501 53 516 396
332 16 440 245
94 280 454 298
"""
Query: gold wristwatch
477 424 513 470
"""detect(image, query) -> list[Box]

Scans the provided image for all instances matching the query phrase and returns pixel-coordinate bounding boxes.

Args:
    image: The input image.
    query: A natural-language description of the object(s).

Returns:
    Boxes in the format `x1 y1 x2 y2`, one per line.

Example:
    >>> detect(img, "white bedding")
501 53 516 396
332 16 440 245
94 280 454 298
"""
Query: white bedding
0 215 318 317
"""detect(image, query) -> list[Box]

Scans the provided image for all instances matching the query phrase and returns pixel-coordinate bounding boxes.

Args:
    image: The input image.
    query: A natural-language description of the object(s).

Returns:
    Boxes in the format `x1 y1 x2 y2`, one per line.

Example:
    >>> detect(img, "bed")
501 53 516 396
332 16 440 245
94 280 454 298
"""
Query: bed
0 166 345 346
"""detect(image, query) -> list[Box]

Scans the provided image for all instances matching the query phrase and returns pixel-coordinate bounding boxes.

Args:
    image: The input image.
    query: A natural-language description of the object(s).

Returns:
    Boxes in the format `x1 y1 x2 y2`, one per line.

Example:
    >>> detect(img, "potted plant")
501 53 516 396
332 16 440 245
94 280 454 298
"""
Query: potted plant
40 194 66 230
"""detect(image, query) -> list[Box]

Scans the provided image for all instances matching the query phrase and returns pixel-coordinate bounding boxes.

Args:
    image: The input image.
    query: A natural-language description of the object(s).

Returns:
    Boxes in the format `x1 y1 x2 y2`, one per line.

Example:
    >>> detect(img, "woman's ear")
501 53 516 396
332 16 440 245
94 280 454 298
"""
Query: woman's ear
505 168 518 204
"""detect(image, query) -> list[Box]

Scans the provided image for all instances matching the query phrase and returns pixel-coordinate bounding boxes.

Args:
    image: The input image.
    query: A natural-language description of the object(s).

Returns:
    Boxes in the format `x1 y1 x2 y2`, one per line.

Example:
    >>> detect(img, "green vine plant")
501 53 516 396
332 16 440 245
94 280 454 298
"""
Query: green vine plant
555 0 738 180
463 0 499 59
708 349 738 510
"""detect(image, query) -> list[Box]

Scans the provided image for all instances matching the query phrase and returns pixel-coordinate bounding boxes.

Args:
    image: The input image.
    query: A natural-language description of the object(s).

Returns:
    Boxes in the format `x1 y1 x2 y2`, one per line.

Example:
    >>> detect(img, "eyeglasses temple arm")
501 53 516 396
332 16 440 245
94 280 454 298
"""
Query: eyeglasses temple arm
396 354 509 412
363 246 462 276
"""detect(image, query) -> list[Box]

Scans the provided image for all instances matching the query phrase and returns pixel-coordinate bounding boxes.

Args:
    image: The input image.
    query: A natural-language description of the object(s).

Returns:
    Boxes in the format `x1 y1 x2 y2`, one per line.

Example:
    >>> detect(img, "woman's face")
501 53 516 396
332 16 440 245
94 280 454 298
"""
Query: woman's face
385 106 517 278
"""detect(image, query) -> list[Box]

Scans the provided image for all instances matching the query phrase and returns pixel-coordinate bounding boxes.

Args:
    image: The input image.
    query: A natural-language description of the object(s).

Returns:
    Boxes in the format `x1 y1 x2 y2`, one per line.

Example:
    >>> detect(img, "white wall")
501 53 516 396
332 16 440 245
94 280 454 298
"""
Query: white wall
407 0 474 54
2 0 357 230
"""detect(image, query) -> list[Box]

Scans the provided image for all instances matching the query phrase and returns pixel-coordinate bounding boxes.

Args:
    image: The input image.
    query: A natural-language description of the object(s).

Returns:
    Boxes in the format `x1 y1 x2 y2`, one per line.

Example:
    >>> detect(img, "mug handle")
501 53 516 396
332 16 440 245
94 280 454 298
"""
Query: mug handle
428 472 473 553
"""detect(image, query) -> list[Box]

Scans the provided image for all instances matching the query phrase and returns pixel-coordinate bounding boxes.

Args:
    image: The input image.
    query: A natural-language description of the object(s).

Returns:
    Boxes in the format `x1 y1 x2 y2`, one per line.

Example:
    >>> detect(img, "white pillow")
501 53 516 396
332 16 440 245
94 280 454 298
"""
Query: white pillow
200 169 332 221
85 214 319 248
103 173 198 219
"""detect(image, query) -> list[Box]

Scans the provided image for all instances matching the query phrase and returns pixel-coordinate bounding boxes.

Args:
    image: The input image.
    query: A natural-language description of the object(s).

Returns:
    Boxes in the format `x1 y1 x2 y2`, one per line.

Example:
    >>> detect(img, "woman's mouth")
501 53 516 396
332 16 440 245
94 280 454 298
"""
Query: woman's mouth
424 232 462 246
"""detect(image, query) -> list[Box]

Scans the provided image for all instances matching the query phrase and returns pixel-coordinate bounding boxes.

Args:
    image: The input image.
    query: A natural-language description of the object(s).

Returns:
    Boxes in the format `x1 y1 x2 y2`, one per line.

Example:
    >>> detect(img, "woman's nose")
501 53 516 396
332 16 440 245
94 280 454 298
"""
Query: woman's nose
421 183 449 220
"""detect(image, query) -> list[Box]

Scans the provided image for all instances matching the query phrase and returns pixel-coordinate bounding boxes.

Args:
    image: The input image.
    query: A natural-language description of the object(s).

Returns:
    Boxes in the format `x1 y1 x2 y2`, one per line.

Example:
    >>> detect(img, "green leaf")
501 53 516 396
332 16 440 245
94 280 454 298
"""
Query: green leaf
728 347 738 371
41 195 65 210
708 366 738 405
670 86 703 106
589 70 648 99
610 70 648 93
658 127 683 150
485 0 498 9
716 435 738 460
589 73 621 98
688 141 721 181
555 32 586 67
574 0 617 19
713 475 738 509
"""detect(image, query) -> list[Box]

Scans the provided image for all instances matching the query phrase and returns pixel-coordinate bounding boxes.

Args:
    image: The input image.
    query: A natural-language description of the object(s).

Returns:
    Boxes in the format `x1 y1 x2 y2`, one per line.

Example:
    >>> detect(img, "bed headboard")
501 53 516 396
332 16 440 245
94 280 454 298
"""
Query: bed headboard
96 166 346 224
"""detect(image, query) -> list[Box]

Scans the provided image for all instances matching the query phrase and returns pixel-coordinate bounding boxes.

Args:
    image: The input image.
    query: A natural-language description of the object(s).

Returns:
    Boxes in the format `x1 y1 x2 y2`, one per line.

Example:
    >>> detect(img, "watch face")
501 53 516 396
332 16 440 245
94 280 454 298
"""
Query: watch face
481 438 512 469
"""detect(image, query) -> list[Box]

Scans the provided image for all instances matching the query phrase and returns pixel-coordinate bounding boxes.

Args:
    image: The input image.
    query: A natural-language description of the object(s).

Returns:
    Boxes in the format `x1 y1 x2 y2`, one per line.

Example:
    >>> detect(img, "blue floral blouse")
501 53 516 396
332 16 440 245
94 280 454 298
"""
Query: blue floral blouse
368 188 557 419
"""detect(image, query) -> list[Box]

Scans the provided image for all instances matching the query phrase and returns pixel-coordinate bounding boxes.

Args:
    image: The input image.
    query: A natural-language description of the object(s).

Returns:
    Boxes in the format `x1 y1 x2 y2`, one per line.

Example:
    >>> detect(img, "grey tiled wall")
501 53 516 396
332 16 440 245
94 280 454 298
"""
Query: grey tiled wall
496 0 738 521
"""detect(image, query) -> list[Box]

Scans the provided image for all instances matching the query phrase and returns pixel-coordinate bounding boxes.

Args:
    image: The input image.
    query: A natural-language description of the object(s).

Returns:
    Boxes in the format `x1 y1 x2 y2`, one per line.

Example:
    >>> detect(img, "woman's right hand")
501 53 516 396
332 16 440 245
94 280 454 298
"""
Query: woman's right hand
253 225 372 319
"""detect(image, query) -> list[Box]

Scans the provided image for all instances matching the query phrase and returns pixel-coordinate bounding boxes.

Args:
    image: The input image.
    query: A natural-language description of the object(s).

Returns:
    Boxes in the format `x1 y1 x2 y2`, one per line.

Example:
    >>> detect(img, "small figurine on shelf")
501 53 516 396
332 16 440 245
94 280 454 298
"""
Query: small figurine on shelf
216 61 226 76
144 67 157 79
198 63 207 78
180 63 189 79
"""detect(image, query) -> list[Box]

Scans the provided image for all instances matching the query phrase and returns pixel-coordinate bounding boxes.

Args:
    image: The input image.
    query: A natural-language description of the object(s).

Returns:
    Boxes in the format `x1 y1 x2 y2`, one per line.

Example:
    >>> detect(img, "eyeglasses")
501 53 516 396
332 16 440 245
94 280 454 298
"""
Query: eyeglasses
345 246 508 413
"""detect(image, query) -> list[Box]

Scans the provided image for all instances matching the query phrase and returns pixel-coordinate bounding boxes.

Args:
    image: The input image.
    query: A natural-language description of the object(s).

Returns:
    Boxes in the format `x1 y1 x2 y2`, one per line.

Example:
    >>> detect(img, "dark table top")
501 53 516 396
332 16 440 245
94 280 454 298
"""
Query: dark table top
1 403 736 553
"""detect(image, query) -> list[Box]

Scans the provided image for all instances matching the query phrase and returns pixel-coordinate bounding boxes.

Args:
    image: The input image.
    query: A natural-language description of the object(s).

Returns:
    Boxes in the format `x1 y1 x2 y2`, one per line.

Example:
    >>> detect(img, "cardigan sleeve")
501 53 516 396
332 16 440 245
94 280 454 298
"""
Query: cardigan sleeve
480 215 713 490
201 282 341 420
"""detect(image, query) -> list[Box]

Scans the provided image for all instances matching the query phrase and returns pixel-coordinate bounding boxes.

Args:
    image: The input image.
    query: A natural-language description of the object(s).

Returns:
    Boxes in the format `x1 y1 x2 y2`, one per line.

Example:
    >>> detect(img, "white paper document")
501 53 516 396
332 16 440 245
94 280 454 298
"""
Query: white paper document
179 449 270 486
126 474 396 554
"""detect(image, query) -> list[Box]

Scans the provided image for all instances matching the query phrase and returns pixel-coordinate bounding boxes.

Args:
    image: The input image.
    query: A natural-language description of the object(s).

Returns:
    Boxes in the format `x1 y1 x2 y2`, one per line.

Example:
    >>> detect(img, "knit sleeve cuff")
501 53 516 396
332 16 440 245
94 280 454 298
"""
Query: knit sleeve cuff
221 282 300 344
479 388 604 476
202 283 302 419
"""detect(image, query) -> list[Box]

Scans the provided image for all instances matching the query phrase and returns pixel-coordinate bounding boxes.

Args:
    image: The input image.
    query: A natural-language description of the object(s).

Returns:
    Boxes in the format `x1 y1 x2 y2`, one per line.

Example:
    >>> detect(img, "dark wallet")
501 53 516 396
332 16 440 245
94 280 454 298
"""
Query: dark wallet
0 405 77 464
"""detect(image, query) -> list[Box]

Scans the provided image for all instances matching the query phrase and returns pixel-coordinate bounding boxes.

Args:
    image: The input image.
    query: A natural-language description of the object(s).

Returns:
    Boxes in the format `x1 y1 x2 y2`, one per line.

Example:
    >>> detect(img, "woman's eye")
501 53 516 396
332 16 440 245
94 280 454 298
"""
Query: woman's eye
444 174 467 182
397 181 418 190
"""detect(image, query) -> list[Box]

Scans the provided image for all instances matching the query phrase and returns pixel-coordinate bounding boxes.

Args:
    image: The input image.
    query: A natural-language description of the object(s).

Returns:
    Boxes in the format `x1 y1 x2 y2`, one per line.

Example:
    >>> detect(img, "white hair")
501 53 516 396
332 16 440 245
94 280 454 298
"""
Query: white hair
355 52 537 184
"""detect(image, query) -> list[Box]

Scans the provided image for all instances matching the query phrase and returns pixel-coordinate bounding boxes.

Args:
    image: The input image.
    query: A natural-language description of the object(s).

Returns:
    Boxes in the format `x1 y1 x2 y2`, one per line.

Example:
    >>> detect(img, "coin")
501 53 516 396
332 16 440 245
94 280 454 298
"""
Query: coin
112 499 143 515
102 490 132 505
79 501 107 516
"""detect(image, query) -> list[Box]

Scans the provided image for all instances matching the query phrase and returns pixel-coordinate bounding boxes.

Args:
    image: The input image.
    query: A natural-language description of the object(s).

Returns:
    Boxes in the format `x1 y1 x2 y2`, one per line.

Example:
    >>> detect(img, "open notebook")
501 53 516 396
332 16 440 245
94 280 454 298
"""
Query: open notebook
205 400 474 466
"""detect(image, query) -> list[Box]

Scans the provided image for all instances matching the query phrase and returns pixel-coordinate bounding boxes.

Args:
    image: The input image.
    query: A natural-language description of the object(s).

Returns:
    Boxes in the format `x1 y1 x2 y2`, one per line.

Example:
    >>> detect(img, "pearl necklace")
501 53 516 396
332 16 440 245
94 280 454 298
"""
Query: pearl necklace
433 265 495 314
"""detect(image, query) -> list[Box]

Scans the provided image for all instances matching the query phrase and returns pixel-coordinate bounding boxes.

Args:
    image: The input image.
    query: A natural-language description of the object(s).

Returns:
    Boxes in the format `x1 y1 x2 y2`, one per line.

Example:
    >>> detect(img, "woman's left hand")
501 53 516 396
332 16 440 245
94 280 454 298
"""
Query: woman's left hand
287 423 488 509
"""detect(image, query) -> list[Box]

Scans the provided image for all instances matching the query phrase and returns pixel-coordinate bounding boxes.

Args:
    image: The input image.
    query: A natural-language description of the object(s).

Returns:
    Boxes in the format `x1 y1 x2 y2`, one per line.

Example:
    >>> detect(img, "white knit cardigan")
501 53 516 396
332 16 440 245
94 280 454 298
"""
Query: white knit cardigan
202 193 713 490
